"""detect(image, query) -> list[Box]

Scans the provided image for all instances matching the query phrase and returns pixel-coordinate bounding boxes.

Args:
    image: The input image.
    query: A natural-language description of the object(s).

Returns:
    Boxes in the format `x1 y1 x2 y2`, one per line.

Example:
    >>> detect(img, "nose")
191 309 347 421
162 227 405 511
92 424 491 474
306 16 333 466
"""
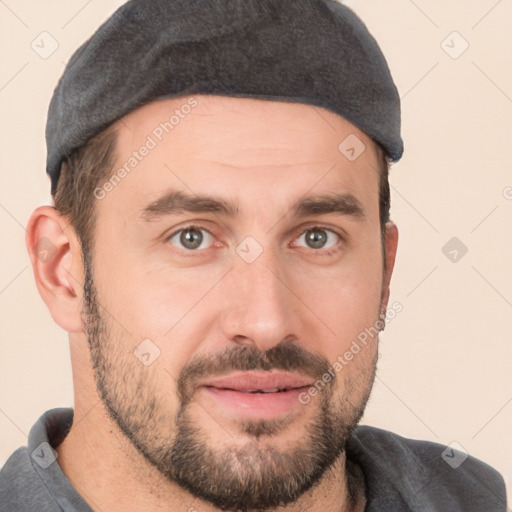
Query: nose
219 247 304 352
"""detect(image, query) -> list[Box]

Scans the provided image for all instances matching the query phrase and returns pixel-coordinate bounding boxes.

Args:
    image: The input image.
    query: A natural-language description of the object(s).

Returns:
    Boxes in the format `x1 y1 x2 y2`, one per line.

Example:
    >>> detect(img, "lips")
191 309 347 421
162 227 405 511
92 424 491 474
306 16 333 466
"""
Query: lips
199 372 312 394
196 371 313 420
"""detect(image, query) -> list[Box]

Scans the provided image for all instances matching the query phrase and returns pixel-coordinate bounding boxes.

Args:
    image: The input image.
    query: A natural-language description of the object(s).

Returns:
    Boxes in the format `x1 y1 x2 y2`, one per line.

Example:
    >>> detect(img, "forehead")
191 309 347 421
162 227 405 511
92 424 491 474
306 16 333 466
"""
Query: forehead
102 94 381 221
117 94 377 162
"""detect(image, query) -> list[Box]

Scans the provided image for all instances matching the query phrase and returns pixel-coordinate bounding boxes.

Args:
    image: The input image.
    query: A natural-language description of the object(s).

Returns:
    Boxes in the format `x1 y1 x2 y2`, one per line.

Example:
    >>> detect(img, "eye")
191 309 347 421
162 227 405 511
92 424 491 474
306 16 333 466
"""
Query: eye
168 226 214 251
294 227 340 250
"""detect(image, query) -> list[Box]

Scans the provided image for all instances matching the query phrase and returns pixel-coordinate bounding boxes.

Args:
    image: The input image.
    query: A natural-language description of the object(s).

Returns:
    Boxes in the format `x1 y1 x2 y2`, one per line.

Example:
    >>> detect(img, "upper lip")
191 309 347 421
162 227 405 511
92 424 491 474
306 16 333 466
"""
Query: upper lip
199 371 313 392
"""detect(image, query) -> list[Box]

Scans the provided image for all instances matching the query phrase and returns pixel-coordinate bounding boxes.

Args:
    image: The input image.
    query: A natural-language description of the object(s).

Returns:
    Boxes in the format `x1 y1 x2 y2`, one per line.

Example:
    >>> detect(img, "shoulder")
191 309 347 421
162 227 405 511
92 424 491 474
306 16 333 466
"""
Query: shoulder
0 447 59 511
347 425 507 512
0 408 77 512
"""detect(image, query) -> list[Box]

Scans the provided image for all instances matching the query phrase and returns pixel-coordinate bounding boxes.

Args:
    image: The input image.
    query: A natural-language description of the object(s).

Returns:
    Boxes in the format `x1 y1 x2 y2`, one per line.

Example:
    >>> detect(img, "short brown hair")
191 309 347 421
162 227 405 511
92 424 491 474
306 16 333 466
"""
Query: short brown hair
53 126 118 255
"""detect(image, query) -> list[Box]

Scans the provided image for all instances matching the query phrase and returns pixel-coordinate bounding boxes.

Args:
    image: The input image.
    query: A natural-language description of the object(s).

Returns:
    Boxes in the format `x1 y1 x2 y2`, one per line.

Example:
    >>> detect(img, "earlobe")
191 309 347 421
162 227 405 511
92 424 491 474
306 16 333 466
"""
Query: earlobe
25 206 85 333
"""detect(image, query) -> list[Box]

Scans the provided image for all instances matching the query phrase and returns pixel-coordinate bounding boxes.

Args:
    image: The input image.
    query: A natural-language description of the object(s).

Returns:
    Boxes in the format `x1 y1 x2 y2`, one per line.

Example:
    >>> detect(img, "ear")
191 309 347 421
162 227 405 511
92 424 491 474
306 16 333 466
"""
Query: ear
380 221 399 316
25 206 85 333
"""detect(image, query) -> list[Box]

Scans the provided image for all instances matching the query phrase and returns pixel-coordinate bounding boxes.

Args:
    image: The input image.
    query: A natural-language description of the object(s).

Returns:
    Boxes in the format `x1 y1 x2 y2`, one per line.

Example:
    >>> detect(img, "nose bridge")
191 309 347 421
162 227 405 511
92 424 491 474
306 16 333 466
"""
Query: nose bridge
221 243 301 350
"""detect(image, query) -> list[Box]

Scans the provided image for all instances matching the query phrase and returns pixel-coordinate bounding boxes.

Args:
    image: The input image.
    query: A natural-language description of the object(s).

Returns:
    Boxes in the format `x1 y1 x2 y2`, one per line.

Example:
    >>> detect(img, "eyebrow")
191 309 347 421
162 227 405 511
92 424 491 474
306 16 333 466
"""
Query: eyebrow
139 190 366 222
140 191 239 221
292 194 365 219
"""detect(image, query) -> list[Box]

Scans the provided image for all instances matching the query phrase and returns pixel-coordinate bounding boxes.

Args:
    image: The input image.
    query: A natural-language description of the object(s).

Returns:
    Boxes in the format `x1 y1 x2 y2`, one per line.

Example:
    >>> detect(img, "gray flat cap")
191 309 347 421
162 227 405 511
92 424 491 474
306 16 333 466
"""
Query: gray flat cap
46 0 403 194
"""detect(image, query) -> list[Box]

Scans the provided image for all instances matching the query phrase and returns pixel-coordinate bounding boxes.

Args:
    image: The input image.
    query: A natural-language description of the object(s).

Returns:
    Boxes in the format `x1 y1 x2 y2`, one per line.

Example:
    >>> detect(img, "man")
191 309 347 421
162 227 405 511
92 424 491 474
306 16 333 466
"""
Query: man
0 0 507 510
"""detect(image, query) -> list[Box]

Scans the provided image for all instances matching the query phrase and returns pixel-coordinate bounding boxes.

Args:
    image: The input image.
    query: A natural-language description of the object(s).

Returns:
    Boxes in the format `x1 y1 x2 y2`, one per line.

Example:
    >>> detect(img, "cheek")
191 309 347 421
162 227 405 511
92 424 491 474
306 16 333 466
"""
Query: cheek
92 251 223 384
292 242 383 316
93 242 216 333
286 243 383 363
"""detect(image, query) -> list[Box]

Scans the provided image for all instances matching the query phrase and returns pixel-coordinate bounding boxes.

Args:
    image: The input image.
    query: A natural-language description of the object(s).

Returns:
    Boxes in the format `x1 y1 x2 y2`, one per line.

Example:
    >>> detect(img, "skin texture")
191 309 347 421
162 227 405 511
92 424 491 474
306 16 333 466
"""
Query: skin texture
26 95 398 512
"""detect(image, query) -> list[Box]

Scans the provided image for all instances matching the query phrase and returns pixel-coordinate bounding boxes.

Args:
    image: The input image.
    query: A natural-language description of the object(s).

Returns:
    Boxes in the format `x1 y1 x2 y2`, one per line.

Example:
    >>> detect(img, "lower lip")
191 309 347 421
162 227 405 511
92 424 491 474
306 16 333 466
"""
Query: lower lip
199 386 310 420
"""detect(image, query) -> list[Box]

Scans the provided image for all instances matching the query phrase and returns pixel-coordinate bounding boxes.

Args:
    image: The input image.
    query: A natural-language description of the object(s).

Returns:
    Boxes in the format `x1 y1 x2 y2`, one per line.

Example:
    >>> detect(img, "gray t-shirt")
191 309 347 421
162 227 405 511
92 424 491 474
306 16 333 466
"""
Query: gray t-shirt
0 408 507 511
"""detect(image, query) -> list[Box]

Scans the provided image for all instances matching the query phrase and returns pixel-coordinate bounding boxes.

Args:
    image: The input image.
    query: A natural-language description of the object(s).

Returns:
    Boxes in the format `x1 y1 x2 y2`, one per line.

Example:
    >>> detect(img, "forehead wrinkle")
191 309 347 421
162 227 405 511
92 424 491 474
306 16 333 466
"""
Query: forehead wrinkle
202 159 328 171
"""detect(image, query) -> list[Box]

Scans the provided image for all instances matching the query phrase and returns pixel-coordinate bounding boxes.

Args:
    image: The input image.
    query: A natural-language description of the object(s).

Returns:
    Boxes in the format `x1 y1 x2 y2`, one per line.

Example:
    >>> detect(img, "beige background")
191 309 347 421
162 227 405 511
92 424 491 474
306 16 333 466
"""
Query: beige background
1 0 511 505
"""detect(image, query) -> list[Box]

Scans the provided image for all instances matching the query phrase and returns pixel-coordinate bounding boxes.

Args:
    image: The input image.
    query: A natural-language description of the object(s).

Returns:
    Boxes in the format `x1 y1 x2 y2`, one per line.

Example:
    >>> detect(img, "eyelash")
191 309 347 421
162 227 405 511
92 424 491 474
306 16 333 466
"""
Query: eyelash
166 223 344 256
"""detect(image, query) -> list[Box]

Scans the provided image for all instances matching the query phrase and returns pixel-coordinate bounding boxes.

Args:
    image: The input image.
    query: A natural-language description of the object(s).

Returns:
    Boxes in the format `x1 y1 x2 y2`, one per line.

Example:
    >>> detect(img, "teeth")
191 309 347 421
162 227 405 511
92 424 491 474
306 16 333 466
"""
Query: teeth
246 387 287 393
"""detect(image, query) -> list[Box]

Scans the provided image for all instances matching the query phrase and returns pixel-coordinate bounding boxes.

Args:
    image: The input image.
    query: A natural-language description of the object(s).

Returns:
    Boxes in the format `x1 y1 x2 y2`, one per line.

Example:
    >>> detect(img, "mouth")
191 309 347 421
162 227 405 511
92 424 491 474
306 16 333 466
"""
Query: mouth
196 371 313 420
209 387 301 394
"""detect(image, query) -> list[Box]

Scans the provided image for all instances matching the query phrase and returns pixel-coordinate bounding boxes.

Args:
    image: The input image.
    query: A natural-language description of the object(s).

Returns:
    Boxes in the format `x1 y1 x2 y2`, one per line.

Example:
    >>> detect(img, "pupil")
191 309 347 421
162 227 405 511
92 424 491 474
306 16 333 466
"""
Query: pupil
181 229 203 249
306 229 326 249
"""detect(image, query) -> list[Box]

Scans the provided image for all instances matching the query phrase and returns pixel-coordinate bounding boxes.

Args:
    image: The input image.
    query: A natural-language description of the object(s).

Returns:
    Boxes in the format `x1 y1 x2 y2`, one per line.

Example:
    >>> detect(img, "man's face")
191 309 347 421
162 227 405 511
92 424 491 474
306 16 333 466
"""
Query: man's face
81 95 394 510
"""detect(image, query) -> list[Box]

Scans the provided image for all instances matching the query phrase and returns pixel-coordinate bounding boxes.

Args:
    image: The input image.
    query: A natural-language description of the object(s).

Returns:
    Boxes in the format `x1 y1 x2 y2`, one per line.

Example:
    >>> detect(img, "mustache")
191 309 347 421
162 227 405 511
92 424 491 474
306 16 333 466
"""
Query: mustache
177 343 331 404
